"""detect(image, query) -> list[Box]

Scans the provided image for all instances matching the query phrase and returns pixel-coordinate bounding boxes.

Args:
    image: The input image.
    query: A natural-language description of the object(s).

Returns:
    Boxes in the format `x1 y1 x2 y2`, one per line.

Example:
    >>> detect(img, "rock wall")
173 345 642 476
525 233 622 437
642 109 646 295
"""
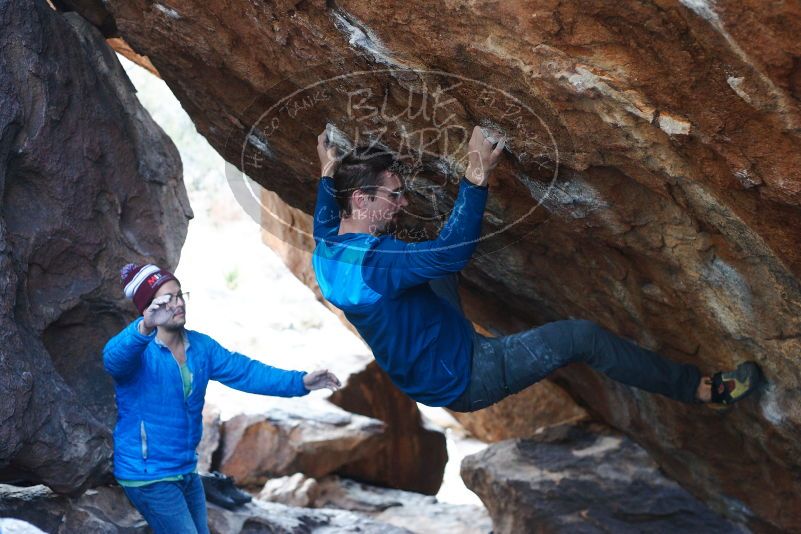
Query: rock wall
54 0 801 530
0 1 190 493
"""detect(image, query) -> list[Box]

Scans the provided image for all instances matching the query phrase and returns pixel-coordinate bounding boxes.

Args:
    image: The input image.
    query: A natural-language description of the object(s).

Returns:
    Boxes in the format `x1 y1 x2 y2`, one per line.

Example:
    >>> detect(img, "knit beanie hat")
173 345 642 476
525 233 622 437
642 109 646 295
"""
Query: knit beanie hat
120 263 179 314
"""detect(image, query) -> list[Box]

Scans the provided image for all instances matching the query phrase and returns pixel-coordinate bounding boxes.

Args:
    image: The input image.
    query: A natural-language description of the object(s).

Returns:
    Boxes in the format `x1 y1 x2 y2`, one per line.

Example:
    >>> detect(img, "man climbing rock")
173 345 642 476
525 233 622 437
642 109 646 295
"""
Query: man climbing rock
311 126 762 412
104 263 341 533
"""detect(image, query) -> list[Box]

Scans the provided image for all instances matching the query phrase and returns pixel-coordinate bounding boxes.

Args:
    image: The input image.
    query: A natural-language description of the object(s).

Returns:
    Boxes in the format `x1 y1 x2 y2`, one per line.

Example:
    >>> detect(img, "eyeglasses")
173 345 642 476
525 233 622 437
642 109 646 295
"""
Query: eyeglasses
163 291 190 304
366 187 405 200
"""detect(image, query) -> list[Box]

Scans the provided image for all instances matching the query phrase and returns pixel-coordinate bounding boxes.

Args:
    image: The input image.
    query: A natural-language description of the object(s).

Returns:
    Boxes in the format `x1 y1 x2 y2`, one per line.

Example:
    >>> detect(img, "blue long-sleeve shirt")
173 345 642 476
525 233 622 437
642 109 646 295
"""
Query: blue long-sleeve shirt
103 319 309 480
312 176 487 406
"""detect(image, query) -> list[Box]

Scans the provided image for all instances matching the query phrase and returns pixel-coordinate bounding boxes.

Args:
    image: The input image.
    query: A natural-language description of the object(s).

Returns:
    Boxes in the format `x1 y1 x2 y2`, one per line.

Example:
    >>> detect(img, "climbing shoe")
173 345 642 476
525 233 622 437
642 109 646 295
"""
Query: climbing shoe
710 361 763 405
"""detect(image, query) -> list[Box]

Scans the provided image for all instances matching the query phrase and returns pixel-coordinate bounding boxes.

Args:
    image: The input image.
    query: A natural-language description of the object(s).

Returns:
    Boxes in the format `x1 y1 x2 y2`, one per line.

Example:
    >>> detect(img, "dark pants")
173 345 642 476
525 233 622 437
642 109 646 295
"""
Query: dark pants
429 275 702 413
121 473 210 534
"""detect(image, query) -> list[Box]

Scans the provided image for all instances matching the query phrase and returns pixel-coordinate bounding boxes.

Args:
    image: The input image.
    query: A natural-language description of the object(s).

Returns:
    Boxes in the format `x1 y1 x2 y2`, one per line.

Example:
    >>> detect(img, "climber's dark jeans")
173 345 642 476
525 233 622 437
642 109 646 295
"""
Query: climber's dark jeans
429 275 703 413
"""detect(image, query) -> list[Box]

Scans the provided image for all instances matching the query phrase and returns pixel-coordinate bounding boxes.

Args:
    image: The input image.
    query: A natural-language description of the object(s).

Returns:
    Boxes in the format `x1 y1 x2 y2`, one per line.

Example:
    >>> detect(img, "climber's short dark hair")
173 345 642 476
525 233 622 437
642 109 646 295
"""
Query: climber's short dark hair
333 144 401 218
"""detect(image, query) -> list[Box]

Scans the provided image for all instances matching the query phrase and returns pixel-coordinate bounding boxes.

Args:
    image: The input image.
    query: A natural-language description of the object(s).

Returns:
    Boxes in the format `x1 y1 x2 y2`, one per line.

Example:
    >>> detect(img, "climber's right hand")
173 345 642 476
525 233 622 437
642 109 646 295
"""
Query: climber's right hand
464 125 505 187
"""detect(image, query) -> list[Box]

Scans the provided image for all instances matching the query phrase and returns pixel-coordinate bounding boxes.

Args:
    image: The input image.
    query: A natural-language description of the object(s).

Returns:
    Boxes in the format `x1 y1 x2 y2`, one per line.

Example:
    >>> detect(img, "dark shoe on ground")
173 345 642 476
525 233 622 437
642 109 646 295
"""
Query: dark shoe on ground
710 361 763 405
222 479 252 505
201 473 239 510
203 471 252 506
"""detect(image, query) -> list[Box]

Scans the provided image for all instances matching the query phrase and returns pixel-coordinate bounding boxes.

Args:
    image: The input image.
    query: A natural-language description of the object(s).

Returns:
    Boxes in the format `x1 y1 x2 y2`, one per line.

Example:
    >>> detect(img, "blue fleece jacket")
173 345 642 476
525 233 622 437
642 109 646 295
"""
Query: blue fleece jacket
311 176 487 406
103 319 309 481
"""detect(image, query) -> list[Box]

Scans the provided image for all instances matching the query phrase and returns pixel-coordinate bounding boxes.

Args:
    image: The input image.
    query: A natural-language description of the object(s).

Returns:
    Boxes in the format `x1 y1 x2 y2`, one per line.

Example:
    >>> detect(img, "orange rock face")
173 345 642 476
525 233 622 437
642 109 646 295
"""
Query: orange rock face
66 1 801 530
329 361 448 495
218 406 385 486
450 380 589 443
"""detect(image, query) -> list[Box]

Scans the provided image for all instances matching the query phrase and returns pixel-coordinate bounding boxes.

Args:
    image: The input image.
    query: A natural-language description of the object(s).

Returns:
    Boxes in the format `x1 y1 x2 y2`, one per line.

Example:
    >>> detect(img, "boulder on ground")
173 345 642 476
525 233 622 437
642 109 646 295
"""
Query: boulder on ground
461 424 748 534
259 473 321 508
0 484 148 533
0 482 409 534
218 404 385 486
329 362 448 495
207 499 411 534
258 474 492 534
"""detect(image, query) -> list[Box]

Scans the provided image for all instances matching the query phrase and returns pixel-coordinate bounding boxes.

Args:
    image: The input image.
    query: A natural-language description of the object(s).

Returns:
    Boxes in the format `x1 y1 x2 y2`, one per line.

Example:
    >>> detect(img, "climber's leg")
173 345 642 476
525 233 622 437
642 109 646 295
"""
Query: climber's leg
448 319 704 412
532 319 702 403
